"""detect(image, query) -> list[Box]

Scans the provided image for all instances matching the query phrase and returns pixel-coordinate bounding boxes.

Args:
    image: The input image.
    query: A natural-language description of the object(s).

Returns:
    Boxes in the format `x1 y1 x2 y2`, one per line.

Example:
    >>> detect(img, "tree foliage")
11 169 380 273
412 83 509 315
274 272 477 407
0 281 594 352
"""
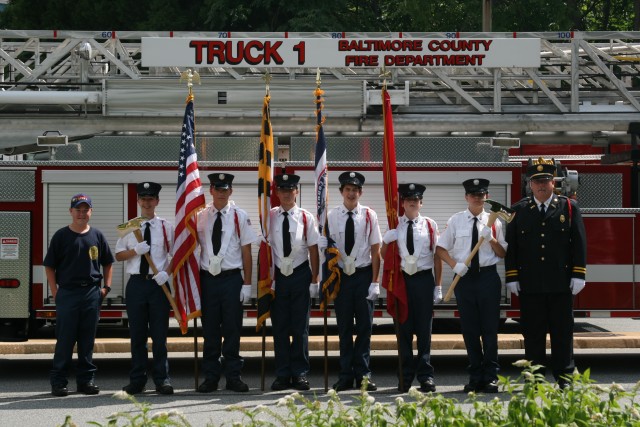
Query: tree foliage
1 0 638 31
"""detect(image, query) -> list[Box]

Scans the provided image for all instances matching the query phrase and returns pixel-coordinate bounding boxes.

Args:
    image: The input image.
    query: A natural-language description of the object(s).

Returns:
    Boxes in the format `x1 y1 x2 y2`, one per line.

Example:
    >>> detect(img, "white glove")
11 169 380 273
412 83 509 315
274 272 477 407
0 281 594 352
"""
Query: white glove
271 281 276 292
366 282 380 301
317 236 328 251
506 281 520 296
453 262 468 277
479 225 493 240
134 241 151 255
570 278 586 295
383 229 398 244
240 284 252 303
433 286 443 304
309 282 320 298
152 271 169 286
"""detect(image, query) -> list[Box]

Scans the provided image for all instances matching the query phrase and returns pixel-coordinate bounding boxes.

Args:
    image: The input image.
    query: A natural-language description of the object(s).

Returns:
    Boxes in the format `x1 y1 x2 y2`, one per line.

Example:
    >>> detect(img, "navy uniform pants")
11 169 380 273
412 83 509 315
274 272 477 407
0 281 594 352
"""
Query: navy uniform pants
125 275 170 387
50 285 101 387
399 269 435 384
200 269 244 382
453 266 501 384
334 265 374 382
519 292 575 380
271 261 312 378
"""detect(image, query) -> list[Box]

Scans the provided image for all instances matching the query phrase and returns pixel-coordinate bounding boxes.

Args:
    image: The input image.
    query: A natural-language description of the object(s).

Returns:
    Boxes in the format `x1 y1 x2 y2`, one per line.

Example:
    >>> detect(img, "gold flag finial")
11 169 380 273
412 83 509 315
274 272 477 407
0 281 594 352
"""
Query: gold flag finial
379 66 391 89
180 69 201 95
263 71 272 95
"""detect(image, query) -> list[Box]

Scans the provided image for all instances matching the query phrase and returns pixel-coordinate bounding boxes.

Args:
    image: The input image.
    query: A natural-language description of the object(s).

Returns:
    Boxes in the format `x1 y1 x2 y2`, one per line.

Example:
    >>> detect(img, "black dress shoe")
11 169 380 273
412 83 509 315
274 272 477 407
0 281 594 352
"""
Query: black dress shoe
77 382 100 395
271 376 291 391
557 378 571 390
291 376 310 391
197 379 219 393
481 380 499 393
51 385 68 397
419 378 436 393
463 382 481 393
357 377 377 391
226 378 249 392
122 383 146 395
332 378 354 392
397 381 411 393
155 383 174 395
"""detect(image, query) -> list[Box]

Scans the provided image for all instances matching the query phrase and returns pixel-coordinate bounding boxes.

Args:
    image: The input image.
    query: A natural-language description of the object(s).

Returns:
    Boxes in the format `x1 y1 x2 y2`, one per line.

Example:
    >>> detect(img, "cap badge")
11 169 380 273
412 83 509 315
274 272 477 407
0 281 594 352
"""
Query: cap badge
560 214 566 223
409 184 415 190
537 165 543 172
219 173 225 180
473 179 479 185
349 172 355 178
143 183 150 189
283 175 289 181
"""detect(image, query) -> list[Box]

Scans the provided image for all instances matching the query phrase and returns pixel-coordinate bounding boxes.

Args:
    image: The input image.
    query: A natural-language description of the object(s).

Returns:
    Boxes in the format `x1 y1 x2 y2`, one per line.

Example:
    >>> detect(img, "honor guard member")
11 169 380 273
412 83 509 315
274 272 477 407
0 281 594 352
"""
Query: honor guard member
505 158 587 388
44 193 115 397
269 173 320 391
196 173 257 393
436 179 507 393
319 171 382 392
115 182 175 395
381 183 442 393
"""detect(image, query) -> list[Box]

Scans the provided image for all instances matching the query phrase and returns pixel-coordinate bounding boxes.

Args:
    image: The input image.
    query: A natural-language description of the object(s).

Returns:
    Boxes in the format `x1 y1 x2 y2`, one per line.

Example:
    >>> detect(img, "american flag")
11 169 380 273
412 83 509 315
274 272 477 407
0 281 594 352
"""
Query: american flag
256 94 275 332
314 87 340 310
172 93 206 334
381 87 408 324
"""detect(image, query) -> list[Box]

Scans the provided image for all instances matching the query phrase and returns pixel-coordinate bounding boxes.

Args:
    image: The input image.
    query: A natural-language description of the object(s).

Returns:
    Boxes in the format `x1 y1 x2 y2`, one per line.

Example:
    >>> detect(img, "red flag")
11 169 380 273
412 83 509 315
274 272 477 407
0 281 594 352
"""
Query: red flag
172 93 206 334
381 88 408 324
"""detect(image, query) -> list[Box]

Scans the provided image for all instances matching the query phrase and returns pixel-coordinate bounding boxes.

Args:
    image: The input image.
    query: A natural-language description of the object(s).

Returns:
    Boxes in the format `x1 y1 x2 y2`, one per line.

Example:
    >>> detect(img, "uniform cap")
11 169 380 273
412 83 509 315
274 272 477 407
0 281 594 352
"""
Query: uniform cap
527 157 556 180
70 193 92 208
208 173 234 189
274 173 300 189
463 178 490 194
399 183 426 199
136 182 162 197
338 171 365 187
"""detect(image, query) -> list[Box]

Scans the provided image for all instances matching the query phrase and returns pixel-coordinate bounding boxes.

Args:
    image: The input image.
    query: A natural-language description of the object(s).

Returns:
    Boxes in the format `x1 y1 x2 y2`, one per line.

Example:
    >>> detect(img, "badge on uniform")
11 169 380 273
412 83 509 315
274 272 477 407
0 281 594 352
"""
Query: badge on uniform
560 214 565 223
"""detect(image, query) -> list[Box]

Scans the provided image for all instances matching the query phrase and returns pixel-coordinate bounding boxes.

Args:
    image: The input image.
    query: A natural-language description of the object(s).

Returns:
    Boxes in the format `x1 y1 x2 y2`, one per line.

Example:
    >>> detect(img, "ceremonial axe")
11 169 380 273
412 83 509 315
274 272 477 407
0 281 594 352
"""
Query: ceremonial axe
117 216 183 324
443 199 515 302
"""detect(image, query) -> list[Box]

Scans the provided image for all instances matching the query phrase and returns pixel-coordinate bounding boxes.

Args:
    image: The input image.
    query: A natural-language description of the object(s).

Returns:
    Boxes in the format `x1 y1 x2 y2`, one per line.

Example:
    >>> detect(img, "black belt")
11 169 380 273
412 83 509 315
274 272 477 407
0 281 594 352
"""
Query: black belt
201 268 241 278
403 268 432 276
60 281 100 289
468 264 497 274
340 265 372 273
130 274 154 280
275 261 310 276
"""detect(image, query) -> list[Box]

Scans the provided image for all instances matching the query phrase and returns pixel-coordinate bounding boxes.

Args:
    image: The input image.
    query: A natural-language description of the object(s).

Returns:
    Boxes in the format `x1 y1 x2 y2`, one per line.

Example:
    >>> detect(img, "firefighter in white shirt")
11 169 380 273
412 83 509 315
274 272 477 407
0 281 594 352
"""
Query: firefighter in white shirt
436 178 507 394
268 173 320 391
381 183 442 393
319 171 382 392
195 173 258 393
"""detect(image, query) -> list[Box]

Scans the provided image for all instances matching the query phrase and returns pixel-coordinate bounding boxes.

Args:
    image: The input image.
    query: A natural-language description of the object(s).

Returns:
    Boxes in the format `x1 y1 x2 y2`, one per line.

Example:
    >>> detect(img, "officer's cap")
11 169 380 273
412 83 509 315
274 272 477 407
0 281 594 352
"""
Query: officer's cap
136 182 162 197
274 173 300 189
208 173 234 189
399 183 426 199
527 157 556 181
70 193 92 208
339 171 365 187
463 178 490 194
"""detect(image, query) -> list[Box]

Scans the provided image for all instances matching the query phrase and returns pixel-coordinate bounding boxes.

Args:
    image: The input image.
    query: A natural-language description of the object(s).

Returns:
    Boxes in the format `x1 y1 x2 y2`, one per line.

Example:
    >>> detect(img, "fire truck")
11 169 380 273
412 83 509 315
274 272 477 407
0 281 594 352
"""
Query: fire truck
0 30 639 340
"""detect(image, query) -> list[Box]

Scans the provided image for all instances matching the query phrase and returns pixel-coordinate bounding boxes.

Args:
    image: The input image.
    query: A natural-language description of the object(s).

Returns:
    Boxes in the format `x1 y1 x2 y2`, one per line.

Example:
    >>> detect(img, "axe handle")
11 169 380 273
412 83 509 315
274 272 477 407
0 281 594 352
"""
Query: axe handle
133 229 183 324
443 211 499 302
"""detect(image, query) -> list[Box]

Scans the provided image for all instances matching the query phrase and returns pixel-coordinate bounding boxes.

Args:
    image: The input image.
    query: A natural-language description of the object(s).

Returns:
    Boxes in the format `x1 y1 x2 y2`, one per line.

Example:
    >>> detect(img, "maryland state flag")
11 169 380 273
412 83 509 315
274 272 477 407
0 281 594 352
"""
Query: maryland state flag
381 88 408 324
256 94 275 332
314 87 340 310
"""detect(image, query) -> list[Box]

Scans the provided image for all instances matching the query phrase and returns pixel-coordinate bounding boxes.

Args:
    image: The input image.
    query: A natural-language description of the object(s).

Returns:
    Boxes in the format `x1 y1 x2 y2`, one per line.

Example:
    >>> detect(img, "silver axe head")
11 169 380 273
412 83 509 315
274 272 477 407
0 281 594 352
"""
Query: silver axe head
116 216 149 238
484 199 516 223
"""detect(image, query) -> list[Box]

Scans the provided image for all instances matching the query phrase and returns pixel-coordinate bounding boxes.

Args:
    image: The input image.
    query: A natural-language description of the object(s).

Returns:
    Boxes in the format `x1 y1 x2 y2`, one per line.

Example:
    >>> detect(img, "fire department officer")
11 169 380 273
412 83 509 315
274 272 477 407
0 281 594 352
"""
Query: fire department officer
505 158 587 388
269 173 320 391
196 173 257 393
44 193 115 397
381 183 442 393
319 171 382 392
436 179 507 393
115 182 174 395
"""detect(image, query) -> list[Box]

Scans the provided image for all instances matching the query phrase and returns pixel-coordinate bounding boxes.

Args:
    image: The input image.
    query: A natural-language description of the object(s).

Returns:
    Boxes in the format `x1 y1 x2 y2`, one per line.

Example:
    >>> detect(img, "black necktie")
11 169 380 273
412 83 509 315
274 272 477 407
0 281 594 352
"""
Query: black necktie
470 217 479 273
212 211 222 255
406 220 414 255
139 222 151 275
540 203 546 218
282 211 291 257
345 211 355 256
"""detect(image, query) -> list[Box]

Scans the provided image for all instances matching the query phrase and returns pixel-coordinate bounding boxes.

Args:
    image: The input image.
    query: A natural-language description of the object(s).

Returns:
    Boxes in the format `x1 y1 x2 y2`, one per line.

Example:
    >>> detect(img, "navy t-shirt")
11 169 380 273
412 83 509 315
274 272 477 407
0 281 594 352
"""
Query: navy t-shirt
43 226 115 287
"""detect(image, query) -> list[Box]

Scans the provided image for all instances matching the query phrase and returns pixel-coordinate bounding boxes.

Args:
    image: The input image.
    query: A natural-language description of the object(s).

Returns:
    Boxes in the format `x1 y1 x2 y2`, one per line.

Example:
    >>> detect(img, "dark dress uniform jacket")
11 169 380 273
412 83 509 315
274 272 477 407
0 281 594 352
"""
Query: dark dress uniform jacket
505 196 587 294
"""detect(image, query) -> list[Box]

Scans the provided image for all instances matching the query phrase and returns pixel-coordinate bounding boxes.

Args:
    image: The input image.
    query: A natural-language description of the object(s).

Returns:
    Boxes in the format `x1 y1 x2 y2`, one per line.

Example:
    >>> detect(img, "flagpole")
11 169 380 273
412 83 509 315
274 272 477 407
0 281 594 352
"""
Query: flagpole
381 69 405 393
